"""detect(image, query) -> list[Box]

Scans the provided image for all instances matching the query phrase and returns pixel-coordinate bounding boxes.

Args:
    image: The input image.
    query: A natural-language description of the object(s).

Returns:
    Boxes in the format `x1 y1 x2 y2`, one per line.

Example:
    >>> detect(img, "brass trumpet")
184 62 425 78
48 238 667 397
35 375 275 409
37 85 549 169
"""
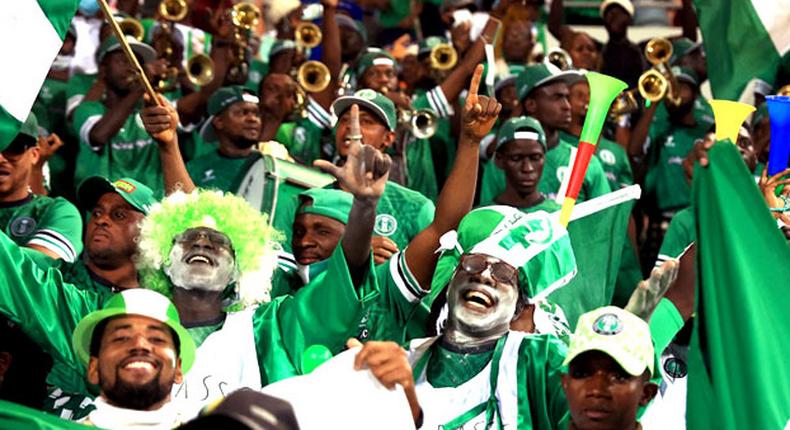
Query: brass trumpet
158 0 187 22
399 108 438 139
639 38 681 105
186 53 214 86
610 89 640 117
430 43 457 71
297 60 331 93
119 18 144 41
295 22 322 50
228 2 261 83
231 2 261 30
544 48 573 71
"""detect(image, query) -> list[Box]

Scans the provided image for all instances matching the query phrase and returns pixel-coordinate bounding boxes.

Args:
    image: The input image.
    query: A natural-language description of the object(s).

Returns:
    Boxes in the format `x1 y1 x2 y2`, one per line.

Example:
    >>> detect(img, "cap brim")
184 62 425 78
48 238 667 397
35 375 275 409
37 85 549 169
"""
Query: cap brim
534 70 585 91
331 96 393 131
199 115 219 142
102 40 157 64
77 176 117 212
563 341 651 377
72 308 196 374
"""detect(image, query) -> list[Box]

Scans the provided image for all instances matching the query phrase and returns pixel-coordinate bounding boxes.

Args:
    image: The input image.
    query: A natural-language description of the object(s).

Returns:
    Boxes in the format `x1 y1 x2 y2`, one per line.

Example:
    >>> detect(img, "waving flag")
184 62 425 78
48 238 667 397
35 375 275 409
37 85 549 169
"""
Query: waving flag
0 0 78 147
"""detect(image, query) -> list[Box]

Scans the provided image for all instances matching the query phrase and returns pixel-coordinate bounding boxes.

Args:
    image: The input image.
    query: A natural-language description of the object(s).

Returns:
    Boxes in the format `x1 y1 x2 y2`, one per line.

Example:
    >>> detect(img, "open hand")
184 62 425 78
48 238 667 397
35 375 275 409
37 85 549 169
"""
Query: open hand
625 259 679 321
141 93 180 147
759 166 790 223
314 105 391 201
461 64 501 141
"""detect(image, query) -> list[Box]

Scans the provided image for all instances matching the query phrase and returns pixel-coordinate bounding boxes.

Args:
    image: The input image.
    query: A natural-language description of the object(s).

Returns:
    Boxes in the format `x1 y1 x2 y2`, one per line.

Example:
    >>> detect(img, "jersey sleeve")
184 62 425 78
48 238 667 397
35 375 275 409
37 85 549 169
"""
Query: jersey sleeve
415 198 436 234
71 101 106 151
655 209 694 268
412 87 454 118
25 198 83 263
379 251 429 323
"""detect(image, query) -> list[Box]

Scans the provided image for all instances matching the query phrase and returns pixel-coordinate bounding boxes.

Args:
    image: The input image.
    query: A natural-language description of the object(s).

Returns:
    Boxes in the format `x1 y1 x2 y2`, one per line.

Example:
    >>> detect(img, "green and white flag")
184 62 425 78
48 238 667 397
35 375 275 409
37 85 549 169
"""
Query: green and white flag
0 0 78 148
694 0 790 100
687 142 790 429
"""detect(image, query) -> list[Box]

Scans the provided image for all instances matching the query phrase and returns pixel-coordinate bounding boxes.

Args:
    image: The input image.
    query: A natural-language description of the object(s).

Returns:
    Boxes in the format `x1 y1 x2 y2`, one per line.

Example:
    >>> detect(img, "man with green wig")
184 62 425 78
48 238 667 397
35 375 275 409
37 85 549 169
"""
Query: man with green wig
0 105 391 417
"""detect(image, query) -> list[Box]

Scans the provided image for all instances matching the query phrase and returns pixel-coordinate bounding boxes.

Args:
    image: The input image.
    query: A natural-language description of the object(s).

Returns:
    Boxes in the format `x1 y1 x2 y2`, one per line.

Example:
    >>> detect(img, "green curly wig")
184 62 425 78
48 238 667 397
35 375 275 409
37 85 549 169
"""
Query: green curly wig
136 189 283 307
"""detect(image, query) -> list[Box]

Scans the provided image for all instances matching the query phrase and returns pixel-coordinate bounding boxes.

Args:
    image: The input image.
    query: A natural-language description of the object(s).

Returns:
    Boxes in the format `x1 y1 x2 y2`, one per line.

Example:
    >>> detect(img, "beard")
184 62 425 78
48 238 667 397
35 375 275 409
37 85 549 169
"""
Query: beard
232 135 258 150
101 366 171 411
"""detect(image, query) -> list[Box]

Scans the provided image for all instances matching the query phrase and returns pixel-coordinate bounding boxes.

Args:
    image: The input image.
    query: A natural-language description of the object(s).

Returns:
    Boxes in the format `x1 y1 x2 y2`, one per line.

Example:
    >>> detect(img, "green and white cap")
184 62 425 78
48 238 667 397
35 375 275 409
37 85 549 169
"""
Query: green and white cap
331 89 397 131
208 86 260 116
431 206 577 301
356 50 397 77
516 63 583 101
564 306 654 376
297 188 353 225
599 0 634 18
269 39 297 60
96 34 156 64
78 176 158 215
670 37 703 65
72 289 196 373
418 36 449 57
672 66 700 87
495 116 547 151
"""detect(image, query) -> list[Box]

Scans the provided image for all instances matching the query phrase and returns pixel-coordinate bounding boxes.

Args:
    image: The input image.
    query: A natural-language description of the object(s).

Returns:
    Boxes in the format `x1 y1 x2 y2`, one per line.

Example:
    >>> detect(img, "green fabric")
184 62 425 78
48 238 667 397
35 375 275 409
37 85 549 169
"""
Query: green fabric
245 59 268 92
656 207 695 265
187 150 257 192
282 117 324 165
404 136 439 201
650 96 715 145
0 400 91 430
496 116 547 150
207 86 258 116
187 321 224 348
547 197 634 330
611 239 642 308
32 78 68 135
71 101 165 198
426 343 495 388
645 125 705 213
378 0 412 28
33 78 76 197
77 176 157 214
62 259 124 295
648 298 684 356
0 195 82 262
0 105 23 152
298 188 353 225
688 141 790 428
560 130 633 190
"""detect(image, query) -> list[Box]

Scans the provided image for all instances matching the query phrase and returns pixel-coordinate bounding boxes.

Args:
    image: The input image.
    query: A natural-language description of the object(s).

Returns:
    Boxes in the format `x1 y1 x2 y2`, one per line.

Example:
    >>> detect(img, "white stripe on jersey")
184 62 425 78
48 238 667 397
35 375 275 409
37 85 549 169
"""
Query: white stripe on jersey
388 251 427 303
79 115 102 150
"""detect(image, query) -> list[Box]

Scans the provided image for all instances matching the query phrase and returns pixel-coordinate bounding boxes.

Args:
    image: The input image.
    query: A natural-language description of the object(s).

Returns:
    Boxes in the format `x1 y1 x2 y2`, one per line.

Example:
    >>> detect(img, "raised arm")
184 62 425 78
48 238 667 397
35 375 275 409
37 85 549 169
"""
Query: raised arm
548 0 575 45
310 0 343 111
141 94 196 194
405 65 501 289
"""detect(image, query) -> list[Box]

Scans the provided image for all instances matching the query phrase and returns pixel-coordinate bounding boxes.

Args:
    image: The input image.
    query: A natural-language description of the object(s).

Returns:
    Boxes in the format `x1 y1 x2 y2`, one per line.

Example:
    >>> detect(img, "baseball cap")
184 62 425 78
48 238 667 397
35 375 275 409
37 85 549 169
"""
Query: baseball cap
599 0 635 18
297 188 353 225
564 306 654 377
670 38 703 65
269 39 297 60
418 36 449 57
208 86 260 116
495 116 547 151
3 113 40 151
673 66 700 87
494 74 516 94
356 50 397 78
516 63 583 101
96 34 156 64
78 176 157 214
331 88 397 131
72 289 196 373
178 388 300 430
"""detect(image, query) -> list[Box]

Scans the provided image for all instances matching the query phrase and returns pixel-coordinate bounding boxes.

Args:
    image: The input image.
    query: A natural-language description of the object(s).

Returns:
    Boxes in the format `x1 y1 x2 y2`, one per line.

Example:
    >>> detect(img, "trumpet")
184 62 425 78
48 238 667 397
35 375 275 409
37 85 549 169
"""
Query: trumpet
186 53 214 87
296 60 331 93
544 48 573 71
640 38 681 105
153 0 188 92
399 108 438 139
430 43 457 71
610 89 639 118
119 18 144 41
158 0 187 22
231 2 261 29
228 2 261 83
295 22 322 50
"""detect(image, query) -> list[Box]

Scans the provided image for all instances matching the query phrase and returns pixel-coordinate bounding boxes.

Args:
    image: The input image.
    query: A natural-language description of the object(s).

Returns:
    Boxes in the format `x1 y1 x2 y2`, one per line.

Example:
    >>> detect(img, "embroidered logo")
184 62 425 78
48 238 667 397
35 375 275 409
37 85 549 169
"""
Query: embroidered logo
10 217 36 237
598 149 616 165
592 313 623 336
113 180 137 193
374 214 398 236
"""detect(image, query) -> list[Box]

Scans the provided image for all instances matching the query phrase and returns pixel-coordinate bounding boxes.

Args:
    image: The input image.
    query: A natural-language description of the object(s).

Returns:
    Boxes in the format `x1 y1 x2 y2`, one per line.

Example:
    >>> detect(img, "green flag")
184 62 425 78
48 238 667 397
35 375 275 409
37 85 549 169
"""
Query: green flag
0 0 79 148
694 0 790 100
688 142 790 429
0 400 91 429
548 186 638 330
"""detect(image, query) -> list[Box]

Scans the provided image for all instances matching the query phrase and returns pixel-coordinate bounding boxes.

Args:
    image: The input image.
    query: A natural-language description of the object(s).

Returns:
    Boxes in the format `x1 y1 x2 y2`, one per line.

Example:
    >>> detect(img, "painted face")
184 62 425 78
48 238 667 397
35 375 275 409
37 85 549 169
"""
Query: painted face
88 315 182 411
292 212 345 265
562 351 656 430
164 227 236 292
526 82 572 131
495 138 546 196
446 253 520 341
334 107 394 157
87 193 145 265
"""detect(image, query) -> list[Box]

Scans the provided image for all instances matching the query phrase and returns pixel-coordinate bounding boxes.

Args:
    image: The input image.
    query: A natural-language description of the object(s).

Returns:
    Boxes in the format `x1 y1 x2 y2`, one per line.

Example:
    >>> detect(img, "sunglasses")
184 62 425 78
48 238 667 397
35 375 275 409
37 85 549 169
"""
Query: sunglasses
458 254 518 286
173 228 234 251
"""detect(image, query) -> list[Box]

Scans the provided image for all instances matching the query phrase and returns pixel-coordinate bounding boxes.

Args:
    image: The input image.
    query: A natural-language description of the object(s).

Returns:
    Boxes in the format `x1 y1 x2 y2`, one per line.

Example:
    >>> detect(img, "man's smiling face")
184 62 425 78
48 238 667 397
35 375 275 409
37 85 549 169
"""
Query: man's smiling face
165 227 236 292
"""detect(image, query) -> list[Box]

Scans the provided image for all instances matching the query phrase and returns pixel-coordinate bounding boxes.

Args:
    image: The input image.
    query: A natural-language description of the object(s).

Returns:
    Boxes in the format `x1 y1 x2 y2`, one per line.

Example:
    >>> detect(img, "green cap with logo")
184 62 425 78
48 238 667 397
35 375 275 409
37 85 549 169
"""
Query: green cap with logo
670 37 702 65
78 176 158 214
516 63 583 101
208 86 260 116
331 88 397 131
96 34 156 64
495 116 547 151
430 205 577 301
564 306 654 376
269 39 297 60
356 50 397 78
72 289 196 373
672 66 700 87
297 188 353 225
418 36 448 57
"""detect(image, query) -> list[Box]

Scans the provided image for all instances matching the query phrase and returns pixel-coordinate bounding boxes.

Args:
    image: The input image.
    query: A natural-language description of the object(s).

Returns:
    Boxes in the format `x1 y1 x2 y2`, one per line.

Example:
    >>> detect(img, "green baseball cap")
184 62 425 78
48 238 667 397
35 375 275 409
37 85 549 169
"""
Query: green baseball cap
297 188 353 225
672 66 700 87
77 176 157 214
418 36 449 57
72 289 196 373
331 88 397 131
670 37 703 65
495 116 547 151
15 112 40 147
564 306 654 377
356 51 397 78
96 34 156 64
207 86 260 116
516 63 583 101
269 39 296 60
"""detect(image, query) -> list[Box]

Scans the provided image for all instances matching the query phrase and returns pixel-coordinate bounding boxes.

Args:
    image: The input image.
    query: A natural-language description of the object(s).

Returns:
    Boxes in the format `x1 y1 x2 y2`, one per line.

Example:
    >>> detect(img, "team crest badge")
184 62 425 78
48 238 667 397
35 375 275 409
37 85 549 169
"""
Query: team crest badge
598 149 616 165
663 357 687 379
592 313 623 336
374 214 398 237
10 217 36 237
356 89 378 100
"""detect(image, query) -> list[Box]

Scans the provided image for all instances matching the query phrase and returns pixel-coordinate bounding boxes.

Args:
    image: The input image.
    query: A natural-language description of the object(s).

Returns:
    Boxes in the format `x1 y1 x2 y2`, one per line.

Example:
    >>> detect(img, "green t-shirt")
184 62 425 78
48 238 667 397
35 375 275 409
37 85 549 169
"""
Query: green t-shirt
644 125 704 213
480 138 612 206
71 101 165 198
655 207 694 269
0 194 82 263
484 196 562 213
559 130 634 190
33 78 69 135
378 0 412 27
413 87 455 194
187 150 255 192
279 97 334 165
651 95 715 141
65 73 97 122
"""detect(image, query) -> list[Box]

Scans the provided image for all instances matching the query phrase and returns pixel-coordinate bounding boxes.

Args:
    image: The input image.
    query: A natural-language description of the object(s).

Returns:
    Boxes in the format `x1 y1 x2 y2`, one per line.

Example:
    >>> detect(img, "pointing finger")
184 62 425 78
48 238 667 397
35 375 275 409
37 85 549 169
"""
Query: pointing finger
468 64 484 97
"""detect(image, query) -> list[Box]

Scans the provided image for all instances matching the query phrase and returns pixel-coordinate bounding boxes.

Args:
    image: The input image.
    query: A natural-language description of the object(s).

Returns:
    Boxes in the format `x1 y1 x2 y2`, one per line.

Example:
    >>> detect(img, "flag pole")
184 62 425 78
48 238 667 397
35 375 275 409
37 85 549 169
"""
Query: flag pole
96 0 161 106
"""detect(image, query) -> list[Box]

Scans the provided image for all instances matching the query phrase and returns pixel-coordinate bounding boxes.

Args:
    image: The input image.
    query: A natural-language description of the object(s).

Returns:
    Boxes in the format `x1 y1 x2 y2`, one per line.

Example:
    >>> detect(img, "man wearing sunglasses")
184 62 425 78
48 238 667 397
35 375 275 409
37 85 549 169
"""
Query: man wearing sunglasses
0 113 82 263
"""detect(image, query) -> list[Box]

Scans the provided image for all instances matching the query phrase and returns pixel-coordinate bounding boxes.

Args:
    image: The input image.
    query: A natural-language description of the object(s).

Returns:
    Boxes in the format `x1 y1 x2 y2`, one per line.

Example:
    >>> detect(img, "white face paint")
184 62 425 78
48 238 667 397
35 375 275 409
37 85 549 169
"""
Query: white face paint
164 241 236 292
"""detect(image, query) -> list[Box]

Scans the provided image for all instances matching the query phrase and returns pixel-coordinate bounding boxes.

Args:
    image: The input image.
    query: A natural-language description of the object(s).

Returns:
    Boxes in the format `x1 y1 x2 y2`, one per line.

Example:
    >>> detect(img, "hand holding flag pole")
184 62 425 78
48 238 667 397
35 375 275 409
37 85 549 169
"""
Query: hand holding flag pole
96 0 161 106
558 72 627 226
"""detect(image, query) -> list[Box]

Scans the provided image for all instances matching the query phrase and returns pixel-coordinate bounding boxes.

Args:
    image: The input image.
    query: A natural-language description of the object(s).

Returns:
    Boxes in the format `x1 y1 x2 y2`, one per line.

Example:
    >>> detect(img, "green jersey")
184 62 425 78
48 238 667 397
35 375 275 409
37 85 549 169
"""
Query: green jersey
559 131 634 190
483 196 561 213
187 150 254 192
410 86 455 200
278 97 333 165
644 125 704 213
0 195 82 263
72 101 165 198
33 78 76 198
651 95 714 140
65 73 97 122
654 207 694 269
